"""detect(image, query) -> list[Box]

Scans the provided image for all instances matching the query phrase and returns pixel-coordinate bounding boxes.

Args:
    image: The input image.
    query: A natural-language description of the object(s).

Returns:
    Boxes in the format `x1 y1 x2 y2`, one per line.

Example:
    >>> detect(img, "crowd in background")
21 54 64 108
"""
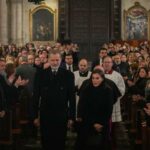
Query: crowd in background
1 40 150 150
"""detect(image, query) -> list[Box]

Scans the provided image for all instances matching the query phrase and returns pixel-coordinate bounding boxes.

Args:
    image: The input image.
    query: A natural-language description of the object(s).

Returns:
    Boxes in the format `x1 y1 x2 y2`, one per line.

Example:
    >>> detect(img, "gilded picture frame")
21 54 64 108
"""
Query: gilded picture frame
124 2 150 40
29 4 57 42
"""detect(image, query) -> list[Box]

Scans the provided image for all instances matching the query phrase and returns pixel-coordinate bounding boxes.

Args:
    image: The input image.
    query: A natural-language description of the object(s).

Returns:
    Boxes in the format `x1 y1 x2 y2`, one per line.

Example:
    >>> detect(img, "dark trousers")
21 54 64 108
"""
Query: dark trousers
40 118 67 150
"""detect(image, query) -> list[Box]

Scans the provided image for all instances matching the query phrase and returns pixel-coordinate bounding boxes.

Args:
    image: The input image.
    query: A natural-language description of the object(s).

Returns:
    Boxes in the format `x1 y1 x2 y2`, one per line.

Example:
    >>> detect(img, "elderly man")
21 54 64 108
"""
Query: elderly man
32 50 76 150
113 54 130 76
102 56 125 148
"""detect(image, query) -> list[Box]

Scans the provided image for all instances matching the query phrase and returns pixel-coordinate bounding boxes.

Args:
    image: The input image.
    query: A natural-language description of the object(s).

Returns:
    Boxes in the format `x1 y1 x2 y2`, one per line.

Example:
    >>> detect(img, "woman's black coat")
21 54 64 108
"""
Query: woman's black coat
77 81 114 131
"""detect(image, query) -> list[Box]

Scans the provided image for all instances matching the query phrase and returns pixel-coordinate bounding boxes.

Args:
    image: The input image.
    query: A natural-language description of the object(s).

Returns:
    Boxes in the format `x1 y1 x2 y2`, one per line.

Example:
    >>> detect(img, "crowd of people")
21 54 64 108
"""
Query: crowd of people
0 40 150 150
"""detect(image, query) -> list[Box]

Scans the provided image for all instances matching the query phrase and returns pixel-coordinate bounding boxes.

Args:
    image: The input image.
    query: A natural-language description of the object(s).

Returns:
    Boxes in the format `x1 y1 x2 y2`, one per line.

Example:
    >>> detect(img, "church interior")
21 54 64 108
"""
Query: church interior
1 0 150 150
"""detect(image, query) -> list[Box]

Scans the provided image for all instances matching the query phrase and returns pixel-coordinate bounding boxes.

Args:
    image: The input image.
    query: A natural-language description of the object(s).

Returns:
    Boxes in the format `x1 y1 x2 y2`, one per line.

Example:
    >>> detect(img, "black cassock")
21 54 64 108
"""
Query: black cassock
32 67 75 150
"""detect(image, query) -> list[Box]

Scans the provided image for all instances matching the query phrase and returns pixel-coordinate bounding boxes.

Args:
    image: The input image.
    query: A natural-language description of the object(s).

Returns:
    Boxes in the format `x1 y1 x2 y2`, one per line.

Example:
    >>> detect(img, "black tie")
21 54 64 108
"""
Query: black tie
68 65 71 71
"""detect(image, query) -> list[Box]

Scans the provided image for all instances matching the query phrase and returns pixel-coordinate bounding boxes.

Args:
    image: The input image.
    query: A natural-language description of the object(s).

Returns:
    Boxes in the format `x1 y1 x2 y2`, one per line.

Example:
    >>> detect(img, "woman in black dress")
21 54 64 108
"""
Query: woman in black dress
75 69 113 150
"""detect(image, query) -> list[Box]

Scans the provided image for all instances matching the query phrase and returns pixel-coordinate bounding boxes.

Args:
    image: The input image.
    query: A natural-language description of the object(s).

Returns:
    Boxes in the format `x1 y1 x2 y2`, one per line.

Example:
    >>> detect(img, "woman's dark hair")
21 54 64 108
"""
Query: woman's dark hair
138 67 148 76
91 69 105 80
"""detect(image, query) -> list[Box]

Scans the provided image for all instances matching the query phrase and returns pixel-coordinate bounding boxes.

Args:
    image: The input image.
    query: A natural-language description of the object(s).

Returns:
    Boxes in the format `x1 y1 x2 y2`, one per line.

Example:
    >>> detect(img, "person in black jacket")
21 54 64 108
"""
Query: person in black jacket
0 58 6 118
91 48 107 70
0 84 6 118
0 58 28 114
32 50 76 150
144 80 150 127
113 54 130 77
128 67 148 97
61 53 78 72
75 69 113 150
78 66 121 105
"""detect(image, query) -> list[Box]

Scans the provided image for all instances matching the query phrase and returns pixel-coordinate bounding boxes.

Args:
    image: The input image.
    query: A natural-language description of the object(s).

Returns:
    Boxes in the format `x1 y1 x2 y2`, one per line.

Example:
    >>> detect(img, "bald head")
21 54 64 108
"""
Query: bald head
78 59 88 73
94 65 104 73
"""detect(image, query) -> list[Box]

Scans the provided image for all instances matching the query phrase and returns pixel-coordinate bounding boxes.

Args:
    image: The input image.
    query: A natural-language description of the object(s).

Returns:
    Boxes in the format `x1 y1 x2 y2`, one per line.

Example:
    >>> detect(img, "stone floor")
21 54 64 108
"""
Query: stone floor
0 122 134 150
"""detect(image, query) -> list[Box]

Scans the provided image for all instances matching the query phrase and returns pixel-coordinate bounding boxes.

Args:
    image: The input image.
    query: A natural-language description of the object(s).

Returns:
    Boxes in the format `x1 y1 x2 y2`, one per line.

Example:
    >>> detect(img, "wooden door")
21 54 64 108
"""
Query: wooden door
69 0 110 60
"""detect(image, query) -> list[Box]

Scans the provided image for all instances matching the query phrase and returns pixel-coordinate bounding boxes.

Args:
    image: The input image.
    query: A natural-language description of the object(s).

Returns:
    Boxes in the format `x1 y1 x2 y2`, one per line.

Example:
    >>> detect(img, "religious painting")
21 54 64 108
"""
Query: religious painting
124 2 149 40
30 5 56 41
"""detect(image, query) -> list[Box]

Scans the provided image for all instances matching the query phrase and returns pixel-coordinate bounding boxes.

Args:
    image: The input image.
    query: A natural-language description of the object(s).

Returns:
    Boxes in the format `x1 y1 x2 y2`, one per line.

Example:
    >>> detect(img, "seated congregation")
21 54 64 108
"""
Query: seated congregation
0 40 150 150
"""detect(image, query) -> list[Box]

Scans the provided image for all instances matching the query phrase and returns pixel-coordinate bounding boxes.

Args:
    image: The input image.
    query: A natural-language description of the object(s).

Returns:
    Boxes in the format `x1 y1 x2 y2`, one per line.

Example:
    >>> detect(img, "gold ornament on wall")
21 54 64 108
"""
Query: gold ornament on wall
124 2 150 40
29 3 57 42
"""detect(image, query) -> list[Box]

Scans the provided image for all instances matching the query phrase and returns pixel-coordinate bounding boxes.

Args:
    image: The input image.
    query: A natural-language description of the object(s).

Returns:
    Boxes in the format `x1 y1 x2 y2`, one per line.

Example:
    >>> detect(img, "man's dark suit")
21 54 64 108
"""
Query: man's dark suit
16 64 37 139
16 64 36 94
32 67 76 150
0 74 18 108
60 63 78 72
0 74 18 141
0 84 5 112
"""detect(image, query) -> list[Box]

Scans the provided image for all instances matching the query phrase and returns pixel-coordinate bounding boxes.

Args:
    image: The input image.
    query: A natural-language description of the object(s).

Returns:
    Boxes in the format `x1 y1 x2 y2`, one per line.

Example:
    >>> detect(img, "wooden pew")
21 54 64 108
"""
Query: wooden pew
141 125 148 150
130 102 138 135
135 109 143 145
141 122 150 150
121 94 132 126
0 111 12 145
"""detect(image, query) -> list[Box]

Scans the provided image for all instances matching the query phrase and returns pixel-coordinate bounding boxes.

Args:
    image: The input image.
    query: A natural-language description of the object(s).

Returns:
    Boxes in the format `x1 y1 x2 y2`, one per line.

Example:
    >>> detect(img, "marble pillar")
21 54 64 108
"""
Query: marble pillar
16 0 23 46
10 0 17 44
10 0 23 46
0 0 8 44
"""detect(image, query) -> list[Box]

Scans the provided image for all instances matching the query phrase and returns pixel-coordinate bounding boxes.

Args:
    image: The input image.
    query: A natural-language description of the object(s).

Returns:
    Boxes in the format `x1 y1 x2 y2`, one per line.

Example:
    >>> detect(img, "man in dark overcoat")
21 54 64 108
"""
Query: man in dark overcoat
32 50 76 150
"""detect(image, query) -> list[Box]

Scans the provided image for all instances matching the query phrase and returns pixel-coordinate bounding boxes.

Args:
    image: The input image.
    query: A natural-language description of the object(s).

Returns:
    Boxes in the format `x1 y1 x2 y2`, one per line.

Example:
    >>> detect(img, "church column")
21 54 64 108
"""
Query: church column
16 0 23 46
10 0 17 44
10 0 23 46
0 0 8 44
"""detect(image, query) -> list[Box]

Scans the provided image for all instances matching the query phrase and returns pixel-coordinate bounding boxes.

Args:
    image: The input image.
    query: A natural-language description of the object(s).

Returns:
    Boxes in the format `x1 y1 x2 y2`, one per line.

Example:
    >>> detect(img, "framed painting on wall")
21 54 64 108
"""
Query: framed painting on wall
124 2 149 40
29 4 56 42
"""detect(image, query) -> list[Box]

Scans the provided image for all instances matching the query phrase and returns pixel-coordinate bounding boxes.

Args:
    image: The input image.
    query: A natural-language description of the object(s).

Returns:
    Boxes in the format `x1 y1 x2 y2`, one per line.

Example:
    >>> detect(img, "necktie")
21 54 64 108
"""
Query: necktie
68 65 71 71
